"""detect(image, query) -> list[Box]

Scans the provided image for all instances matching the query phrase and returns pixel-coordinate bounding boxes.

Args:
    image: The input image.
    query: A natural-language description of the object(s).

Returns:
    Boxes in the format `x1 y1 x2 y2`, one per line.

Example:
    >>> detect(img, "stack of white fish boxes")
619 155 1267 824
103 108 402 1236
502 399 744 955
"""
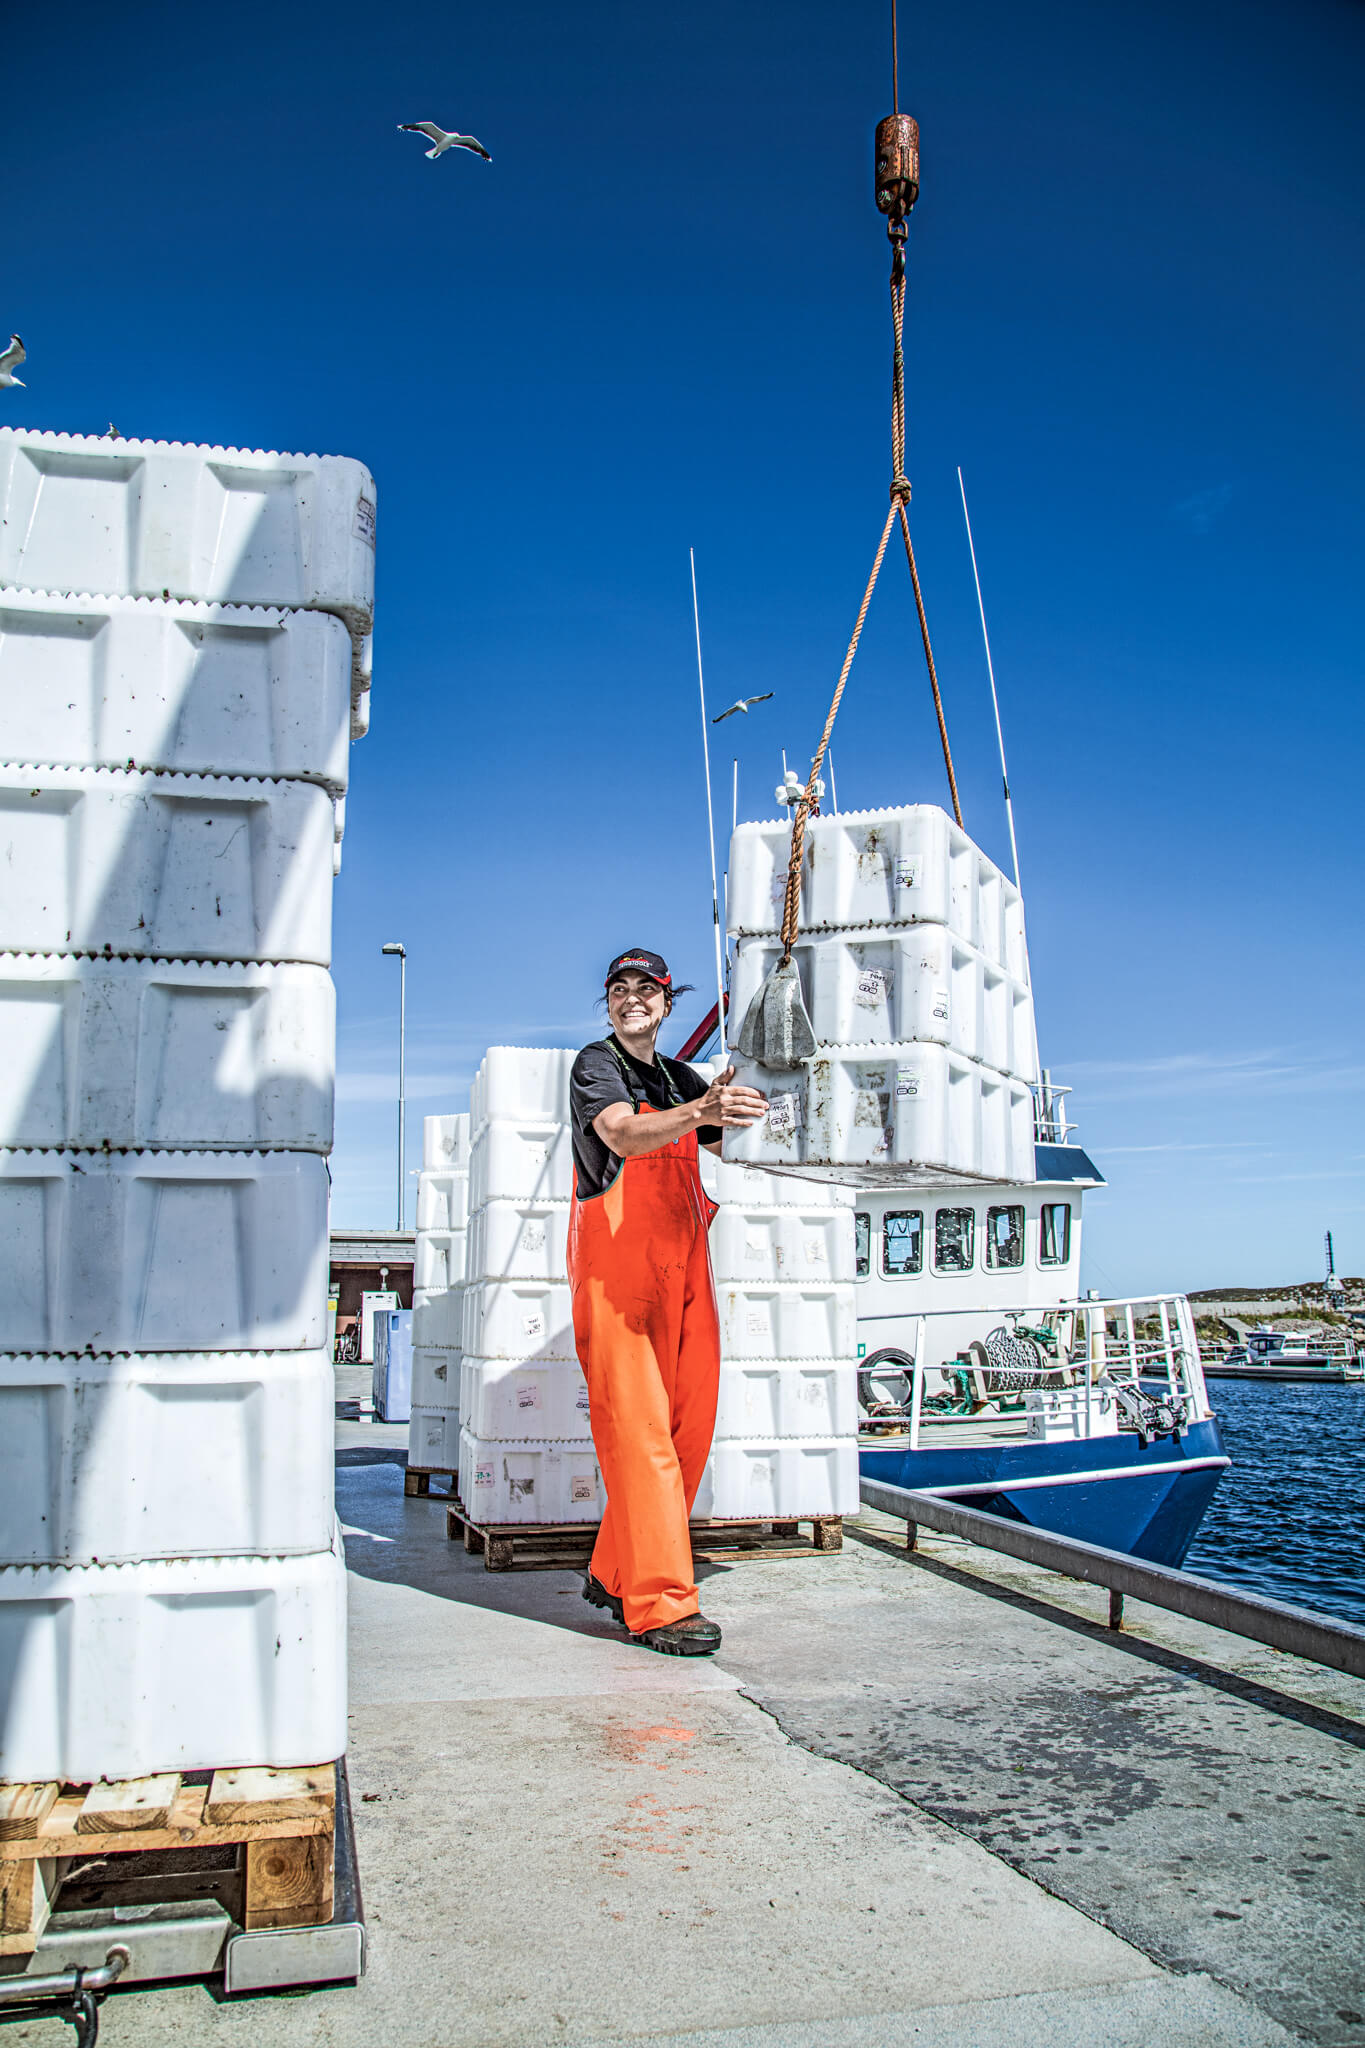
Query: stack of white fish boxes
408 1112 471 1475
0 427 374 1780
726 805 1038 1184
435 1049 858 1529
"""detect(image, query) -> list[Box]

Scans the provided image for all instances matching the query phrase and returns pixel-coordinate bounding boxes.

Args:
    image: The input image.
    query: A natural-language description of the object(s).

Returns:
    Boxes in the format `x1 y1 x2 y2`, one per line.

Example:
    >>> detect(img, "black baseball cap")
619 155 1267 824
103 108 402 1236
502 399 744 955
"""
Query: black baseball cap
604 949 671 990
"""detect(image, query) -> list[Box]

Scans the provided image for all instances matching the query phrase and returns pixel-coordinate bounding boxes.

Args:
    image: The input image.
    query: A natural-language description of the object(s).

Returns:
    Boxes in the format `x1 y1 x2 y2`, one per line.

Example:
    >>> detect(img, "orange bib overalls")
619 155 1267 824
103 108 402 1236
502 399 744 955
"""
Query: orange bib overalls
567 1056 720 1635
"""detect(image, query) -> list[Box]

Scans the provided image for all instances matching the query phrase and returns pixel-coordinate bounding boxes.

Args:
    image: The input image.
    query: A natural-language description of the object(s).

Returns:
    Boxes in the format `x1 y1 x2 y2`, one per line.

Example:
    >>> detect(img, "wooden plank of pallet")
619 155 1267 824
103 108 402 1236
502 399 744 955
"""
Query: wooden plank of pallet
0 1783 58 1843
244 1833 334 1931
204 1765 335 1827
76 1774 182 1834
0 1777 334 1860
0 1856 56 1957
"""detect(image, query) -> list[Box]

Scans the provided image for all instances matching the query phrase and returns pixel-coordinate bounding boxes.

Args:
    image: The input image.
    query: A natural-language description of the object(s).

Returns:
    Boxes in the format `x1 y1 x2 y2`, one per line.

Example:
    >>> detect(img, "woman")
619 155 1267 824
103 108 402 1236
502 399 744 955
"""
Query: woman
568 950 767 1655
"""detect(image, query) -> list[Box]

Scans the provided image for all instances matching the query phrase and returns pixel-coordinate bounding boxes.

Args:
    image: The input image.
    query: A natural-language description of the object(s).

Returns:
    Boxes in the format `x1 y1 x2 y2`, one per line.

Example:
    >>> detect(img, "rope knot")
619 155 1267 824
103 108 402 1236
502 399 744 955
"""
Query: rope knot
890 474 912 504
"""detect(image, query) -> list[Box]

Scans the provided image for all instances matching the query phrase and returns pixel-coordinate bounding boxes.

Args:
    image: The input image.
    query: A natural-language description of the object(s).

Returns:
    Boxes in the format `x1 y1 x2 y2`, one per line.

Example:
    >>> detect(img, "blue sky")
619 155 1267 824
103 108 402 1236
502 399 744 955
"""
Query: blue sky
8 0 1362 1292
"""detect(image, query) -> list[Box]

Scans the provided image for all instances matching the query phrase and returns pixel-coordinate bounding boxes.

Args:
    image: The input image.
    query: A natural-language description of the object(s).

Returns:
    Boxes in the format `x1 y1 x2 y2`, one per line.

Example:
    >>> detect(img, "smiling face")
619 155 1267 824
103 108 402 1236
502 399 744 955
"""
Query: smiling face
606 970 669 1046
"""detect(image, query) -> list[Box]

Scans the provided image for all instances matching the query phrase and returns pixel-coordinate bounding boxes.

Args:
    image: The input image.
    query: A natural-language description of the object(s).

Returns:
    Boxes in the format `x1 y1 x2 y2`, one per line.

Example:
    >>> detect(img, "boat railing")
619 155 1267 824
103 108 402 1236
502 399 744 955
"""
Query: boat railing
873 1293 1209 1450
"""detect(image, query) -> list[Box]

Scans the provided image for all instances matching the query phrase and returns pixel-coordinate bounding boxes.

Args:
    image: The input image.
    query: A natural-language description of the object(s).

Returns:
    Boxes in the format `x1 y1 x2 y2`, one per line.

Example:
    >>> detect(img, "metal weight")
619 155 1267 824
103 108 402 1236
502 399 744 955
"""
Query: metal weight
874 113 920 221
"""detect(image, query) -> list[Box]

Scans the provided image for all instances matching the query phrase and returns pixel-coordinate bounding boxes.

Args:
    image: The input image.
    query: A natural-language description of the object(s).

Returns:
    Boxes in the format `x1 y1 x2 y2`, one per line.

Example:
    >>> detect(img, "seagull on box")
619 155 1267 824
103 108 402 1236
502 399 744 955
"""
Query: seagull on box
398 122 492 163
0 336 25 390
712 692 774 724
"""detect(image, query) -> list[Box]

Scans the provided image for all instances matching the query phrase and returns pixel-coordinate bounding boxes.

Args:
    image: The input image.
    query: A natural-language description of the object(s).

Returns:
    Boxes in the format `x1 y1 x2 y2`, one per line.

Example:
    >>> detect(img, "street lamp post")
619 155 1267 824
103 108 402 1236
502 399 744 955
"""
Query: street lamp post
381 943 406 1230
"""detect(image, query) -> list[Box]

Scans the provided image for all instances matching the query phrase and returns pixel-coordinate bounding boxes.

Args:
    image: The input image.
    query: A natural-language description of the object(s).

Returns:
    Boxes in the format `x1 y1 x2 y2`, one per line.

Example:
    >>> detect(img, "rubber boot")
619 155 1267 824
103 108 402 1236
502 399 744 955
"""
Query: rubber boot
632 1613 722 1657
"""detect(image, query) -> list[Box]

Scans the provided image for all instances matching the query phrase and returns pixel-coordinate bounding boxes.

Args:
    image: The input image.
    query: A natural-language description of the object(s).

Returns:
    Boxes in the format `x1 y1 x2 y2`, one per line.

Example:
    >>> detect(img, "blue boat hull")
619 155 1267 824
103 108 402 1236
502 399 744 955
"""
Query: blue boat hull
858 1417 1228 1567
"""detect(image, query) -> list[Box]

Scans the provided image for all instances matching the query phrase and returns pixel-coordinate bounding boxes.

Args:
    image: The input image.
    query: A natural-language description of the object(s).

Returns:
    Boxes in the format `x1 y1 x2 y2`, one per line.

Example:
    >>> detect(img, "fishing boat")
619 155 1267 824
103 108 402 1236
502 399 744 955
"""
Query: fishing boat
1204 1328 1363 1384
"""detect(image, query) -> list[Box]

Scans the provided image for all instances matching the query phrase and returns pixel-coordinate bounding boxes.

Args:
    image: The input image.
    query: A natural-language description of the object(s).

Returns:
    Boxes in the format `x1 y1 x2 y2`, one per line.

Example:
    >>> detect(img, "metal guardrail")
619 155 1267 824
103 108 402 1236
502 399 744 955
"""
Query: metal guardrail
860 1477 1365 1681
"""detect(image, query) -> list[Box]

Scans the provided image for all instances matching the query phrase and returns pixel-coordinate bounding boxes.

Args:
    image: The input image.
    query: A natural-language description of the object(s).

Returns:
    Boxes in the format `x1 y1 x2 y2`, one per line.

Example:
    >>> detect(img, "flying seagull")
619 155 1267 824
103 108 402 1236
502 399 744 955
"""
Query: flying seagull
0 336 25 390
712 692 774 724
398 122 492 163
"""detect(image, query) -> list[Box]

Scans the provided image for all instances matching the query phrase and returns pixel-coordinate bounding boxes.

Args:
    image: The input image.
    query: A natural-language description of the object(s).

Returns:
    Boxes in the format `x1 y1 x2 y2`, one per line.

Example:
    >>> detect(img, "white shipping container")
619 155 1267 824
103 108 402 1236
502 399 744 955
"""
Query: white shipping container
416 1168 469 1232
459 1426 602 1524
468 1119 575 1207
722 1044 1036 1187
462 1280 576 1364
465 1199 570 1284
0 591 356 791
0 429 375 635
0 1349 334 1565
0 1148 328 1353
0 766 336 965
414 1228 468 1292
410 1285 464 1353
0 1532 348 1782
423 1113 471 1171
708 1205 855 1285
726 806 1026 975
470 1047 575 1131
699 1154 855 1209
461 1356 591 1440
715 1282 856 1361
729 928 1036 1081
411 1344 459 1410
713 1362 858 1443
0 954 335 1151
694 1439 860 1520
409 1404 461 1473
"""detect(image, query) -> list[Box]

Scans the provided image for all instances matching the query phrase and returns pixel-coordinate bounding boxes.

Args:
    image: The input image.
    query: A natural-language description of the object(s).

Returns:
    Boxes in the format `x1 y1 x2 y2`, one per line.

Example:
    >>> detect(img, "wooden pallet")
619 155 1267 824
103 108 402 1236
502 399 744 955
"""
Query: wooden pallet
0 1763 336 1957
404 1466 458 1498
445 1502 843 1572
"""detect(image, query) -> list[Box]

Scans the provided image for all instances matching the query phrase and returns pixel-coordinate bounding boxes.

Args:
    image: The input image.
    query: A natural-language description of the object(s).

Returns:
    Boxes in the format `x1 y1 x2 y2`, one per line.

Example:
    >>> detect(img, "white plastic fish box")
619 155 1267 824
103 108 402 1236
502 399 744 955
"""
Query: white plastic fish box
693 1439 860 1520
729 928 1036 1081
708 1205 855 1286
410 1345 459 1411
0 767 337 965
409 1403 462 1473
459 1426 602 1525
0 591 357 791
0 429 375 638
416 1168 470 1232
699 1154 855 1209
469 1047 576 1131
713 1362 858 1443
726 806 1027 976
0 1349 334 1565
715 1282 856 1361
0 1531 347 1783
461 1280 576 1364
722 1044 1036 1187
468 1119 575 1207
423 1112 471 1171
414 1227 468 1292
0 954 334 1151
410 1285 464 1353
461 1356 591 1441
0 1147 328 1352
465 1199 570 1284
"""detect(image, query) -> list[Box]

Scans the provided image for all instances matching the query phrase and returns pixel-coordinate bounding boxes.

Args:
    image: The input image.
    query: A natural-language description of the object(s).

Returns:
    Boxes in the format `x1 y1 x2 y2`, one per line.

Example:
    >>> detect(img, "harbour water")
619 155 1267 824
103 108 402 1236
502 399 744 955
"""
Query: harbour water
1184 1378 1365 1625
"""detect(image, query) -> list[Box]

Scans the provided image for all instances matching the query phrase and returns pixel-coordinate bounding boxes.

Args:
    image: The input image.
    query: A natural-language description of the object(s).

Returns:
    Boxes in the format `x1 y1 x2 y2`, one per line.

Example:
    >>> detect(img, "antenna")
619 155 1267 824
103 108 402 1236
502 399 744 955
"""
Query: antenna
690 548 729 1061
957 466 1021 891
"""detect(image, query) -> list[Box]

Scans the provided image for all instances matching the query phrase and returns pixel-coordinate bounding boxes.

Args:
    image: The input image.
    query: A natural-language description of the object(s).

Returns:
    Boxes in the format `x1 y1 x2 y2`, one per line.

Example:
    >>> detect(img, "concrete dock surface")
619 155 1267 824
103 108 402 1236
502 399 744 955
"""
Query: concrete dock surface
10 1379 1362 2048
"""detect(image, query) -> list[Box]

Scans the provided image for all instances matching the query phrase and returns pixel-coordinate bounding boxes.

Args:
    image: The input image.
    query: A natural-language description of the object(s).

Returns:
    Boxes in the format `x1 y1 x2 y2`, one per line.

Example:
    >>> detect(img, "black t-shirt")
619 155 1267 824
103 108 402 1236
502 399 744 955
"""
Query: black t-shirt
569 1035 721 1200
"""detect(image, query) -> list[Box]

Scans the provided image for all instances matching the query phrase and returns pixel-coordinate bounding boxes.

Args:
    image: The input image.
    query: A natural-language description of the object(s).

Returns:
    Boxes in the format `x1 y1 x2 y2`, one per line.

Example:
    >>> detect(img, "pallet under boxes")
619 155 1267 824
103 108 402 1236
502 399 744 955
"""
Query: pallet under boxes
443 1498 843 1571
0 1761 364 1994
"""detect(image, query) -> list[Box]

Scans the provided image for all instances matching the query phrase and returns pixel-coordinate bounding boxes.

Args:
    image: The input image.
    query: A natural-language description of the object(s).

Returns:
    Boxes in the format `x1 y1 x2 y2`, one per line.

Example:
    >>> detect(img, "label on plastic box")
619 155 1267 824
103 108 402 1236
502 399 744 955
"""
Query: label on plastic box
524 1221 546 1251
354 496 377 547
746 1312 765 1336
895 1068 921 1099
522 1311 545 1340
854 968 889 1007
570 1474 595 1504
744 1236 764 1261
803 1236 826 1264
895 855 923 889
423 1421 445 1451
474 1461 494 1488
931 987 949 1022
575 1385 590 1412
766 1092 800 1138
516 1383 541 1411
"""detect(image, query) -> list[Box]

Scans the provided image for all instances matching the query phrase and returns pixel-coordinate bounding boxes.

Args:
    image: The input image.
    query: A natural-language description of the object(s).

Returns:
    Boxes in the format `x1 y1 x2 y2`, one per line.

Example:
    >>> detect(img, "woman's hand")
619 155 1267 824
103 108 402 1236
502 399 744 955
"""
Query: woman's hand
698 1067 768 1128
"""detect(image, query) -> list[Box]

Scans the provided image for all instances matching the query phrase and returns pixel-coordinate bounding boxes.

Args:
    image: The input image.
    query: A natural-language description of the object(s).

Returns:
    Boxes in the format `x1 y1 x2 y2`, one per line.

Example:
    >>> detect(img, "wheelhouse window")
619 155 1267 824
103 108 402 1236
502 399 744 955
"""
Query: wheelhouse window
934 1207 975 1273
882 1210 923 1277
854 1212 871 1279
1039 1202 1072 1266
986 1204 1025 1270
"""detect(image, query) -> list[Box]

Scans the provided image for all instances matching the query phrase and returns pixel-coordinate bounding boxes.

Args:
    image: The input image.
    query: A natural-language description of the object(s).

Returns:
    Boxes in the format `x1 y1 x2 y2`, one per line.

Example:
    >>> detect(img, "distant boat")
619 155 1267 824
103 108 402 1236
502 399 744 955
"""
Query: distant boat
1204 1327 1363 1384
